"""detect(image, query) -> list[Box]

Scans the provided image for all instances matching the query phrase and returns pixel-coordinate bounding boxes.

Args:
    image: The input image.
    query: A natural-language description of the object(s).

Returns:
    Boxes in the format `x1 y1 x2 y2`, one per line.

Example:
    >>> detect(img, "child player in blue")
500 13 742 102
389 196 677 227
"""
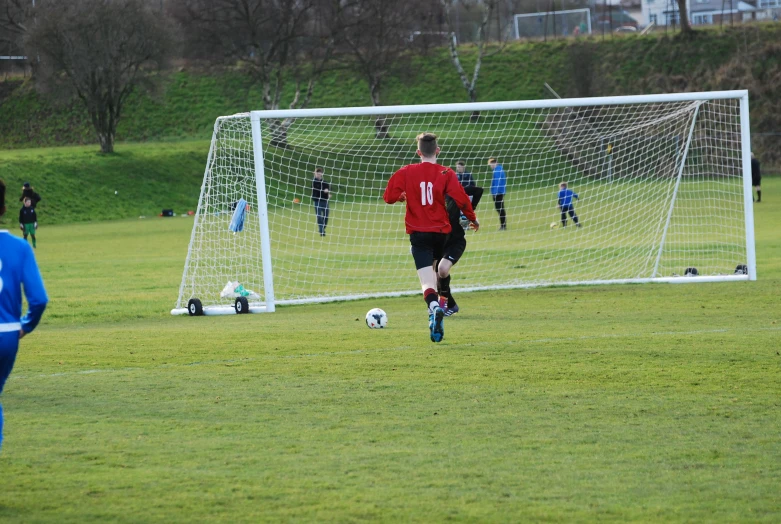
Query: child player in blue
0 179 48 452
557 181 581 228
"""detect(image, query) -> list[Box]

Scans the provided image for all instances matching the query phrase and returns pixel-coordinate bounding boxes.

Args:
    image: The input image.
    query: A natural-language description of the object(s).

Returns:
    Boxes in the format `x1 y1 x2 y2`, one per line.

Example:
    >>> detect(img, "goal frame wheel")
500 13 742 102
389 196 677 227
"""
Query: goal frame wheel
187 298 204 316
235 296 249 314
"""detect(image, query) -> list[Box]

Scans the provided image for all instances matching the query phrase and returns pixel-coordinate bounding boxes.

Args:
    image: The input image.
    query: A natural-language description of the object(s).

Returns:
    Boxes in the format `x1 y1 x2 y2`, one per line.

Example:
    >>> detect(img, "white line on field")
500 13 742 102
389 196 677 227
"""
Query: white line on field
12 326 780 380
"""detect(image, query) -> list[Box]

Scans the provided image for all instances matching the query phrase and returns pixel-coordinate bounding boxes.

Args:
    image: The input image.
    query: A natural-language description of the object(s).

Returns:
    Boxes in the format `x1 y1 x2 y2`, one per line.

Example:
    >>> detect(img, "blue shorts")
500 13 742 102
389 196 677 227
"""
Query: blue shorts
0 330 21 451
0 330 20 393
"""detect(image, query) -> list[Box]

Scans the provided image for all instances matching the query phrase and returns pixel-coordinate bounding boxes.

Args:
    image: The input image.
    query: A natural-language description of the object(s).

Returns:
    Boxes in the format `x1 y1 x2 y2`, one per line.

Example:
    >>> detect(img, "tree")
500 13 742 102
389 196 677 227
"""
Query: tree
676 0 693 35
338 0 421 138
0 0 31 58
25 0 172 153
440 0 497 107
174 0 341 148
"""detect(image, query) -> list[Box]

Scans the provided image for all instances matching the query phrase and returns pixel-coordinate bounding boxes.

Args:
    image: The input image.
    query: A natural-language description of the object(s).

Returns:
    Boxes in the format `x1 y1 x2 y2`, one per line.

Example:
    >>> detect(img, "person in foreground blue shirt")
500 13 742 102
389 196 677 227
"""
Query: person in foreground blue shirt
0 179 48 452
488 157 507 230
557 181 581 228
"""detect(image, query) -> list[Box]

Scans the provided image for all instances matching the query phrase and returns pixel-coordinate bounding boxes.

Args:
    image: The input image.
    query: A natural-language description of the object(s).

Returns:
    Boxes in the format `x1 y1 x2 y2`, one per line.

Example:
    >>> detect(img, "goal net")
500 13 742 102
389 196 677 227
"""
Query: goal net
173 91 755 315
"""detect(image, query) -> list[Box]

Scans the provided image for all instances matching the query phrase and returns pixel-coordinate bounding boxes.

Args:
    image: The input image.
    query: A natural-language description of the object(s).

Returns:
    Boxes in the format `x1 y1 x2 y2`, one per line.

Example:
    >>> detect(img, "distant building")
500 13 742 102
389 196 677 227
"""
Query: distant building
642 0 758 27
754 0 781 20
690 0 756 25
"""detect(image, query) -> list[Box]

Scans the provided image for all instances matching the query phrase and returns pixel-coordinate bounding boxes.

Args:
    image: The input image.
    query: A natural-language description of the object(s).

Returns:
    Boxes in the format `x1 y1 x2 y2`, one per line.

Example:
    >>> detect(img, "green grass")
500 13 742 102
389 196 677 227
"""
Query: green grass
0 141 208 224
0 181 779 521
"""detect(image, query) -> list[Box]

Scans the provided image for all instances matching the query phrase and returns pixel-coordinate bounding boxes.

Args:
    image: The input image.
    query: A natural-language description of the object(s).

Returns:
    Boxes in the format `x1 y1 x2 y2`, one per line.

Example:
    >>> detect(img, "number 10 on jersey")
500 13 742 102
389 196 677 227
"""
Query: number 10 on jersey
420 182 433 205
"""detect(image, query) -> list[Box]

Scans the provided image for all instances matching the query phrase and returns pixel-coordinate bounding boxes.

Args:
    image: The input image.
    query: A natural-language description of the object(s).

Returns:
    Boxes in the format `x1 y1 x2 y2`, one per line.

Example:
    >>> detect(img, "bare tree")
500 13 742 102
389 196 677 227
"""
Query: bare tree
0 0 27 40
174 0 341 147
25 0 173 153
441 0 498 109
0 0 30 55
338 0 420 138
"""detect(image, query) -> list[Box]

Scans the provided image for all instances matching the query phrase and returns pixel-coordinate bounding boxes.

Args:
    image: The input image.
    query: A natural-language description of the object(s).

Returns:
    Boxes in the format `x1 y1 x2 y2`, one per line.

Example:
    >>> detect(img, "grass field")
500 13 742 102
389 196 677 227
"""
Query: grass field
0 180 779 521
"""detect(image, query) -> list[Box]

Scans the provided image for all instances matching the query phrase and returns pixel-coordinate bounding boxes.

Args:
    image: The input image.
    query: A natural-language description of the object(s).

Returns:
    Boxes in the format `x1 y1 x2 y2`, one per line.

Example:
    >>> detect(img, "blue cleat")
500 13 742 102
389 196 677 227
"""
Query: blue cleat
429 306 445 342
444 304 459 317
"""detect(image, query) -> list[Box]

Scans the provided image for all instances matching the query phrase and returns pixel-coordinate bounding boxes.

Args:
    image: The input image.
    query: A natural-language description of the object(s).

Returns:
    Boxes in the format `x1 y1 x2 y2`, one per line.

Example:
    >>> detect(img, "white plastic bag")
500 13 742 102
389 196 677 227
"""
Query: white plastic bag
220 281 260 299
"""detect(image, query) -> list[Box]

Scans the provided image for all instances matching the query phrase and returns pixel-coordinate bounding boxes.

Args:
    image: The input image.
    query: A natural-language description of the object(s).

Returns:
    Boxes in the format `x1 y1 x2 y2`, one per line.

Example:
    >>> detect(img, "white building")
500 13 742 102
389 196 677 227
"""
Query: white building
642 0 757 26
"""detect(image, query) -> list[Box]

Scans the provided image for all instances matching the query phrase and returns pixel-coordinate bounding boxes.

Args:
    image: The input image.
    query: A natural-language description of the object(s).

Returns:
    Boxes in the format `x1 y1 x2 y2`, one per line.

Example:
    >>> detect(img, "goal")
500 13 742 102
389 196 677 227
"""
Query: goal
172 91 756 316
513 9 592 40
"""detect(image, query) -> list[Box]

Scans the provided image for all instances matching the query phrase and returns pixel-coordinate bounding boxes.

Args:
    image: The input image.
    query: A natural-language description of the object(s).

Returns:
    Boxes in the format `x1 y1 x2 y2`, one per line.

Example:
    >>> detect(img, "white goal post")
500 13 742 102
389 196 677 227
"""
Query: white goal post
172 90 756 316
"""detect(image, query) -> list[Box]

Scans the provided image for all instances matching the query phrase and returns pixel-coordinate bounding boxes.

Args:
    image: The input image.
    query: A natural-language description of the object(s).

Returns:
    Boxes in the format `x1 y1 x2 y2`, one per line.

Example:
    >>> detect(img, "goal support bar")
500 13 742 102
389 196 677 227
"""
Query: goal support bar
652 102 701 278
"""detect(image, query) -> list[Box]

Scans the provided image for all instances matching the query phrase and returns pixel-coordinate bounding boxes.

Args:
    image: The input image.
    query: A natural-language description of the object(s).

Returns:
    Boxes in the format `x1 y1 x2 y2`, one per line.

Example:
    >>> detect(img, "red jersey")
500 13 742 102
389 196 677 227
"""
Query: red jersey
384 162 477 234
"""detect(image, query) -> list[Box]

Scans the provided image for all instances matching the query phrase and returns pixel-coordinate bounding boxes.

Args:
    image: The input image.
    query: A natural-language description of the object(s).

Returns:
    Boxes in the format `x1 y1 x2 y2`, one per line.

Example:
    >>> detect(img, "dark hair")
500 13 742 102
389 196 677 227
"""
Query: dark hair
416 132 438 157
24 196 32 203
456 160 465 166
314 167 324 173
0 178 6 216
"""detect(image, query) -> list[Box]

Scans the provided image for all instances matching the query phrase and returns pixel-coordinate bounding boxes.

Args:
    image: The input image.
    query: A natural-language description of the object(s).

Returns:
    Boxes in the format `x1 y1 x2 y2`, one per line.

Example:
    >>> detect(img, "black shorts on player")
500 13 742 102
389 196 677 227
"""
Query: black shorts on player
410 232 446 270
442 237 466 265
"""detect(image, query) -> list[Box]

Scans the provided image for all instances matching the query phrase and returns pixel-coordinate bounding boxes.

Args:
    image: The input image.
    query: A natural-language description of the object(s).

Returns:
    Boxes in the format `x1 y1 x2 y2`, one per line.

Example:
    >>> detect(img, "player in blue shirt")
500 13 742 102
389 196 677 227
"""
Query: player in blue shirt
0 179 48 452
557 181 581 227
488 157 507 230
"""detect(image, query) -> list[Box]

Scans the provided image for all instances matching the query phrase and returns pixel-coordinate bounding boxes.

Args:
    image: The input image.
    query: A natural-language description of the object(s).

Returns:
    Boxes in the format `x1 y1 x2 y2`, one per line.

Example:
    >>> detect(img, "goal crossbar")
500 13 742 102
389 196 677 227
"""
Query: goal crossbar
251 90 748 119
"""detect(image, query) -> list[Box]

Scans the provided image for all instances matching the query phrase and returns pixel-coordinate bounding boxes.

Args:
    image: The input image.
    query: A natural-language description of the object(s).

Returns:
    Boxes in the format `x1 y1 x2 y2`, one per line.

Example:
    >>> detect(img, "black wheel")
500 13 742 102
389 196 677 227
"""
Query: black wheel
187 298 203 316
235 296 249 314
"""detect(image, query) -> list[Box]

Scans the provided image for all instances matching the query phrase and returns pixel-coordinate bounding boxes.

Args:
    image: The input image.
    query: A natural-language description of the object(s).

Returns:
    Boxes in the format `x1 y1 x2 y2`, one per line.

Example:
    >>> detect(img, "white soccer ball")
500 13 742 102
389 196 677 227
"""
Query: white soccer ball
365 308 388 329
550 222 559 229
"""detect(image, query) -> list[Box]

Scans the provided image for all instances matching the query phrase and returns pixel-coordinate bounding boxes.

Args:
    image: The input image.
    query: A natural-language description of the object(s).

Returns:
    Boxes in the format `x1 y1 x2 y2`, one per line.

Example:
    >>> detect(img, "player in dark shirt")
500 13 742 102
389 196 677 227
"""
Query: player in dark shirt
455 160 475 188
19 183 41 208
19 197 38 248
751 152 761 203
436 181 484 316
312 167 331 236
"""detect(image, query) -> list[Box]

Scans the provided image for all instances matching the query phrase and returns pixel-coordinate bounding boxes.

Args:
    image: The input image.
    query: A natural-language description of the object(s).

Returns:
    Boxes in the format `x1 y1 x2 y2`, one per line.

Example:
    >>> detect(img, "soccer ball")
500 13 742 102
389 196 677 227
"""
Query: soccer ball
365 308 388 329
550 222 559 229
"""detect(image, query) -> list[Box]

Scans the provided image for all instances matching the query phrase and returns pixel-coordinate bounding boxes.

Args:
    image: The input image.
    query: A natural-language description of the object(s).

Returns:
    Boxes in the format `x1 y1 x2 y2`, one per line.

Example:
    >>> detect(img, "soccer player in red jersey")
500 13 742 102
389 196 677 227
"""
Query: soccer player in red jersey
383 133 479 342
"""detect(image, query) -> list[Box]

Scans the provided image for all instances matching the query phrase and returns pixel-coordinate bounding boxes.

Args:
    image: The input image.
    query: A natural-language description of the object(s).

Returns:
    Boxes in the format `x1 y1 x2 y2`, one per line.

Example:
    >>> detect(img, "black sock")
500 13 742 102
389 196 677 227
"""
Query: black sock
424 288 439 312
439 275 453 307
757 190 761 202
